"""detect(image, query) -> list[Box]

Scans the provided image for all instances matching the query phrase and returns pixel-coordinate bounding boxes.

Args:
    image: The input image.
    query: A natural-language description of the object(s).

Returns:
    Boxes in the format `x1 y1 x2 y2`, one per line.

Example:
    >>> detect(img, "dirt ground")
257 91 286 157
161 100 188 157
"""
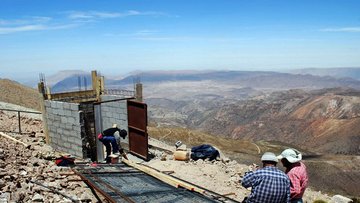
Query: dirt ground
145 139 332 203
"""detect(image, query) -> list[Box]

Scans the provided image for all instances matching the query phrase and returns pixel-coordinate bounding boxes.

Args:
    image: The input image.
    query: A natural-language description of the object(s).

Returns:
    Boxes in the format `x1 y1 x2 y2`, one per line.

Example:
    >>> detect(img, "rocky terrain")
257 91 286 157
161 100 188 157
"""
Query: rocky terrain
148 126 360 199
147 87 360 155
144 147 334 203
0 106 100 202
0 103 337 203
3 99 360 202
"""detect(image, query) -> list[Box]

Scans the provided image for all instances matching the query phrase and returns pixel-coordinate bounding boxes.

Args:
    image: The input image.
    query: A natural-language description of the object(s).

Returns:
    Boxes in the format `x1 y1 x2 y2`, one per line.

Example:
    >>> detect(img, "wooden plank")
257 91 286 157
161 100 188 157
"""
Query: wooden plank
50 90 96 100
122 159 206 194
0 132 30 148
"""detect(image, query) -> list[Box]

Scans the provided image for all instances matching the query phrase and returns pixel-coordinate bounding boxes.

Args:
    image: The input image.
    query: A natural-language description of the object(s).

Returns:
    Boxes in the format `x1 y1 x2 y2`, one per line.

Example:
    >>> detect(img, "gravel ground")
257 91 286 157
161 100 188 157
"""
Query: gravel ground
146 140 333 203
0 109 101 203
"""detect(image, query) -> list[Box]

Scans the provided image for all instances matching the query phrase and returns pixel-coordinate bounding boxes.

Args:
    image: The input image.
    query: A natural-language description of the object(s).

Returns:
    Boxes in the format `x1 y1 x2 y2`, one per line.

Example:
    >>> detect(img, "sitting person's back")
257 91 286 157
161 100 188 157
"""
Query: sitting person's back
241 152 290 203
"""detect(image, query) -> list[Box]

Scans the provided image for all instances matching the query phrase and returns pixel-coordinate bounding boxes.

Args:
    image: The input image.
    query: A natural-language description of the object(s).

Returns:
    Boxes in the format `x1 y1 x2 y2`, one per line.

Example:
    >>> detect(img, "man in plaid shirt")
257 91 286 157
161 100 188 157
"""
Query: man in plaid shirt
278 149 308 203
241 152 290 203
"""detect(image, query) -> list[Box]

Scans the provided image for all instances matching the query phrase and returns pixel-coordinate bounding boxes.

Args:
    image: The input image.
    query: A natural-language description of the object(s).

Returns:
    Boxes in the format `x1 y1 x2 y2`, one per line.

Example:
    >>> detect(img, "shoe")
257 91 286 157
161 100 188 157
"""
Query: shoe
113 152 120 156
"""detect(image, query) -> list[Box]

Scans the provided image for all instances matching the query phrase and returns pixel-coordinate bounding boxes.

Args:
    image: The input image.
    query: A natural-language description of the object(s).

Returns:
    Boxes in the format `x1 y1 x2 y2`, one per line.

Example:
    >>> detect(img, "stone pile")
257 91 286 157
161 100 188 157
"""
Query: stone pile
0 133 99 203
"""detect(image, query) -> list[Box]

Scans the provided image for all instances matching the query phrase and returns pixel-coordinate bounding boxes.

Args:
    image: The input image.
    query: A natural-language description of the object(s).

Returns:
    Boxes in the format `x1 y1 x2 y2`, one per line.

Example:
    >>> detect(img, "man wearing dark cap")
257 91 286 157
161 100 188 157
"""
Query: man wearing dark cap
98 124 128 162
241 152 290 203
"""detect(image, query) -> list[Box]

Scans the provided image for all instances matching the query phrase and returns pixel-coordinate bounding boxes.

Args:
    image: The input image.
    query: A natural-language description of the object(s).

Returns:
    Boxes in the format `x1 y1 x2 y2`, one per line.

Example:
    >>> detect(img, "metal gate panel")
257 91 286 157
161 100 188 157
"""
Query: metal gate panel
127 100 148 160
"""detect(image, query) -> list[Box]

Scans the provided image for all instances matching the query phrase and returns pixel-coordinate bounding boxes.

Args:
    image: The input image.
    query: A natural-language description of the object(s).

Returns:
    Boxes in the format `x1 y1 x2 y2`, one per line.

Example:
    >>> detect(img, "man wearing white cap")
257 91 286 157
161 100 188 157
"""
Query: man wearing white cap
241 152 290 203
277 148 308 203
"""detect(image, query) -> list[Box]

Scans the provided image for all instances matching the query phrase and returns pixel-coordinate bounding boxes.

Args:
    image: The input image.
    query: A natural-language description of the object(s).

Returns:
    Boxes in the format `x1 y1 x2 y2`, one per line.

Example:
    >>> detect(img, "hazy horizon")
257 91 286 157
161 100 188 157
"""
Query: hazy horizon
1 0 360 81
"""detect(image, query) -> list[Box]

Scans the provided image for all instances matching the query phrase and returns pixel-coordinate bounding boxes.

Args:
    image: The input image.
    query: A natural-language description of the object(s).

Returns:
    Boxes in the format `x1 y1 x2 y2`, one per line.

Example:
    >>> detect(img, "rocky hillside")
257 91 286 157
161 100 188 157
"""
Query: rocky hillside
0 79 41 111
148 88 360 155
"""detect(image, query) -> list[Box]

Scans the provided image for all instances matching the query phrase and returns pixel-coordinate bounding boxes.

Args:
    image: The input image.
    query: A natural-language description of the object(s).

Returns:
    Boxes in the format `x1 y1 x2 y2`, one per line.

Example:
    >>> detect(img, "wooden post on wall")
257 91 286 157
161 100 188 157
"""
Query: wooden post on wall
135 83 143 102
92 70 104 101
100 76 105 95
91 70 98 92
37 82 50 144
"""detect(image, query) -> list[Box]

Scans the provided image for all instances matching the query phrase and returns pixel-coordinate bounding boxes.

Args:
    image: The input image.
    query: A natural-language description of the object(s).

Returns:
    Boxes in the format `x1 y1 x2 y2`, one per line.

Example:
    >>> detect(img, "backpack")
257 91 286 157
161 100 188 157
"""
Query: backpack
55 156 75 166
191 144 220 161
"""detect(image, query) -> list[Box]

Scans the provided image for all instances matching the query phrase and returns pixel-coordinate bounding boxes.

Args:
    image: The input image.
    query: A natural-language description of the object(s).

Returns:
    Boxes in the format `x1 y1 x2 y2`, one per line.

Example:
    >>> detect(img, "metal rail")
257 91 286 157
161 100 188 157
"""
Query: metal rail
0 108 42 134
0 108 41 114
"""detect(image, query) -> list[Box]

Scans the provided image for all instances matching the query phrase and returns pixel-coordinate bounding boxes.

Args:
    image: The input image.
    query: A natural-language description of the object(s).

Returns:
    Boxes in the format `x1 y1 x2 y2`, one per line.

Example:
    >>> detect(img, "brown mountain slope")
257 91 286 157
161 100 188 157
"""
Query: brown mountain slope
148 87 360 155
199 88 360 155
0 79 41 110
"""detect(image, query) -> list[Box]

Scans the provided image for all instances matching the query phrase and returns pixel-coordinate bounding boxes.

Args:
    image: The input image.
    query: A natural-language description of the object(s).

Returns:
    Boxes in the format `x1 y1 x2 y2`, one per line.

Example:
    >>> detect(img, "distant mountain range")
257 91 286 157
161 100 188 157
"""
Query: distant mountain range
48 69 360 93
287 67 360 80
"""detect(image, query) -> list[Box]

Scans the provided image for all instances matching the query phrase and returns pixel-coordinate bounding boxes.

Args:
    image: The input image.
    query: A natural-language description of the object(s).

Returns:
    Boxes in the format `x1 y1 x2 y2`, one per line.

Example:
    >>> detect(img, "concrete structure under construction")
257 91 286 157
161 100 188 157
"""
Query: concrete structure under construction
38 70 146 161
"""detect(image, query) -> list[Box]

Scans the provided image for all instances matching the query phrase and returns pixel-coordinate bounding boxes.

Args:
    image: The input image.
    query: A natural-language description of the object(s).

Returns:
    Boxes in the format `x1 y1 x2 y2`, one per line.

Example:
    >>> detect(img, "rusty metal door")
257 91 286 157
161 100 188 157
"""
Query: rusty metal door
127 100 148 160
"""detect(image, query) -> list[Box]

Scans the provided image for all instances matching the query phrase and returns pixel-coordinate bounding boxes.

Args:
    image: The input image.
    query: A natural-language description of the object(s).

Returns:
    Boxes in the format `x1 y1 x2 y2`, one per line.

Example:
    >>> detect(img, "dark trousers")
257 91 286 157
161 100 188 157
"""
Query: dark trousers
100 136 119 157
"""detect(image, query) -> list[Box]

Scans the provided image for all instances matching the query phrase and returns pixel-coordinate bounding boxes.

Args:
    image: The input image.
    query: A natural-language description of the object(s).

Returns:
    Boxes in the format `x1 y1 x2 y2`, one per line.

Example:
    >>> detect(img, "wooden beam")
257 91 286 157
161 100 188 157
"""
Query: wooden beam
50 90 96 100
122 159 206 194
0 132 30 148
91 70 97 92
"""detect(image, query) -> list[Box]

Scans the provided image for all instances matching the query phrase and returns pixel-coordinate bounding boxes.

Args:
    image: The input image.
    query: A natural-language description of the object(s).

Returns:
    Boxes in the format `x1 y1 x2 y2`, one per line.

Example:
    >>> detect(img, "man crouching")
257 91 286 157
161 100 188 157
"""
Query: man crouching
98 124 128 162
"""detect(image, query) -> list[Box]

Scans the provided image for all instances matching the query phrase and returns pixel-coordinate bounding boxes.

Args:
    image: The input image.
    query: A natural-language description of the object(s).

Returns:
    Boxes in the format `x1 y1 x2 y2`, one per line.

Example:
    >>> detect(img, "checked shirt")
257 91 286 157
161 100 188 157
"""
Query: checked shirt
242 166 290 203
286 162 308 199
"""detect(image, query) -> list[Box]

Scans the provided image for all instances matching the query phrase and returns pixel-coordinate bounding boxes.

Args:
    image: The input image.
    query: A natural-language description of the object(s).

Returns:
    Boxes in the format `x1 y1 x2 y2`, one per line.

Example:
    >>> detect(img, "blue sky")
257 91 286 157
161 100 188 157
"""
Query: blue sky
1 0 360 81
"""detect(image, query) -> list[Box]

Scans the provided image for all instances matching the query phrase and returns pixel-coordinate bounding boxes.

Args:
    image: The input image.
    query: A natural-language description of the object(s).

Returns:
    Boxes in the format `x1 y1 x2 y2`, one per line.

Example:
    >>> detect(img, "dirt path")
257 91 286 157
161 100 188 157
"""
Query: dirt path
160 129 172 140
252 142 261 154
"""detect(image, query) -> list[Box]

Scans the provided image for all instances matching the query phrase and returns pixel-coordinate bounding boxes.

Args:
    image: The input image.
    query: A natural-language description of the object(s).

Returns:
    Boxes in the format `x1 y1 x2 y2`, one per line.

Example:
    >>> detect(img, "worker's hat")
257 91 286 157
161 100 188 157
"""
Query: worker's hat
261 152 278 163
277 148 302 163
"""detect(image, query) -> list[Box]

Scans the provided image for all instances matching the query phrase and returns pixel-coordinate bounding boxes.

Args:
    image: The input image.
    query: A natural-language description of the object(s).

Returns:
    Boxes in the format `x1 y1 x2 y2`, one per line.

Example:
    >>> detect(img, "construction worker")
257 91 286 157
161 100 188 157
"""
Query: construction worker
241 152 290 203
277 148 308 203
98 124 128 162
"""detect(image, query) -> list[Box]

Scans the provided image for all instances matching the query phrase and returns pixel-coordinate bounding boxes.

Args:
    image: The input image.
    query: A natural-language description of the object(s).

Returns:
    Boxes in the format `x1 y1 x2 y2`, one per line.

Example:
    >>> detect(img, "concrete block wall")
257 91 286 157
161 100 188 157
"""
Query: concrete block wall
100 95 129 145
44 100 83 158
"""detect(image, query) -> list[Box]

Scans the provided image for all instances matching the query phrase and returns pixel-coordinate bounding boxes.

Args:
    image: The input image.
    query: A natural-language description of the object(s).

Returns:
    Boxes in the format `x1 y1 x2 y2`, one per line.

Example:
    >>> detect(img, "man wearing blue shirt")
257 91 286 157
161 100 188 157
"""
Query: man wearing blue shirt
241 152 290 203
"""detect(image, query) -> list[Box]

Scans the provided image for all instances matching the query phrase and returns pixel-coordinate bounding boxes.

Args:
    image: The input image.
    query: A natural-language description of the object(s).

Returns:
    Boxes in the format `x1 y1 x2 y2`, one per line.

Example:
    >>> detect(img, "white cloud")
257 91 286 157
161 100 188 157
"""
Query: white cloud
134 30 159 36
0 16 52 25
0 24 78 34
0 15 79 34
0 25 46 34
0 10 166 35
67 10 163 20
320 27 360 32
